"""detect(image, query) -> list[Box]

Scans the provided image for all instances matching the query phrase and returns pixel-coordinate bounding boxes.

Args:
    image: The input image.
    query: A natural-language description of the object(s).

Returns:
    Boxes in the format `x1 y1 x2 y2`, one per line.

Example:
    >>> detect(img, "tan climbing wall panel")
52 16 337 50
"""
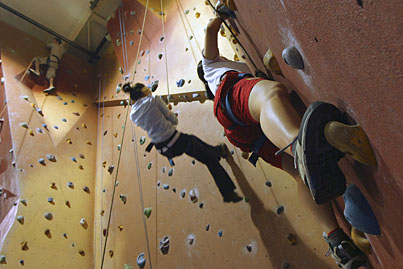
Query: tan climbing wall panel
0 21 96 268
94 46 337 267
103 0 238 102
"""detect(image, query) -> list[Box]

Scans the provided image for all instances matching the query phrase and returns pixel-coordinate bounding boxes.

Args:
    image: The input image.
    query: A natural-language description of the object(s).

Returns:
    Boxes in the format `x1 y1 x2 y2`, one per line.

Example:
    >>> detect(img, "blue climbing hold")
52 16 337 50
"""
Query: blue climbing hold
218 229 223 237
343 184 380 235
71 100 75 103
145 50 149 54
63 102 68 105
163 184 169 190
42 123 48 129
62 118 67 122
71 157 77 162
144 75 150 81
136 253 146 268
53 125 59 129
176 79 185 87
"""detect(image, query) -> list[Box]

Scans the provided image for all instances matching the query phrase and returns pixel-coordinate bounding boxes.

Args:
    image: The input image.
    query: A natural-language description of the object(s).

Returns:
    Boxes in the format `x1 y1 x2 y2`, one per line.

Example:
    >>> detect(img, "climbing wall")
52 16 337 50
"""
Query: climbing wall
0 21 97 268
103 0 241 101
93 1 338 267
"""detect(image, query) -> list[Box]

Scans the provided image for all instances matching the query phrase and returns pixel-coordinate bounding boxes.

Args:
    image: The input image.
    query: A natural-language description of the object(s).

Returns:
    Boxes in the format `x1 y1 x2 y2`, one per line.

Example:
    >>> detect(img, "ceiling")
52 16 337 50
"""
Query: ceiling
0 0 122 61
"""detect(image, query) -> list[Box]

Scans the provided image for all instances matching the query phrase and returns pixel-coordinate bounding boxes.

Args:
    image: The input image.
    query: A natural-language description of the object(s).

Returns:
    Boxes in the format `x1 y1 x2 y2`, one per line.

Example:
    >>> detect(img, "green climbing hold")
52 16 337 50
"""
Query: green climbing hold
147 162 152 170
139 136 146 145
244 197 250 203
124 264 134 269
144 208 152 218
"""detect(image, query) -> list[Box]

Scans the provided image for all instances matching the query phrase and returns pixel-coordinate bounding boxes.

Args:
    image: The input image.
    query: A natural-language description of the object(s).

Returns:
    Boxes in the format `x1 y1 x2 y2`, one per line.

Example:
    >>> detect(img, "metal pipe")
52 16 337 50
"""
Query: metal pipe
89 35 108 63
0 2 94 57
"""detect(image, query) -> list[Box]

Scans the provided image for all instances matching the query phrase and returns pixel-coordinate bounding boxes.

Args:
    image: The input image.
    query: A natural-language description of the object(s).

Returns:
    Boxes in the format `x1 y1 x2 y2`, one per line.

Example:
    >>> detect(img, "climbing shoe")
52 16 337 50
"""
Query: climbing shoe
294 101 347 204
324 121 377 166
29 68 40 76
324 228 368 269
43 86 56 95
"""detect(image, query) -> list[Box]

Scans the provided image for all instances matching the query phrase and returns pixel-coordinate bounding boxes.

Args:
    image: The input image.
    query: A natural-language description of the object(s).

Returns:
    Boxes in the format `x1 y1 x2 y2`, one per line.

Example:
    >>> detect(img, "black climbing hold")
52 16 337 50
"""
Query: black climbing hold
159 236 170 255
276 205 285 215
199 202 204 209
191 159 196 165
265 181 272 187
151 80 159 92
282 46 304 70
246 244 252 252
282 262 290 268
206 224 210 231
172 188 176 193
158 53 163 60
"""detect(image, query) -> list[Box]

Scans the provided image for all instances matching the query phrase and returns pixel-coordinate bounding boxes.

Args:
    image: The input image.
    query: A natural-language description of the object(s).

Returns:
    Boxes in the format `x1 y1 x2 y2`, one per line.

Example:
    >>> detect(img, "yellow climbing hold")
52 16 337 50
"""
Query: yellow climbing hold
66 138 72 144
233 54 239 61
118 225 124 231
351 227 371 255
263 49 283 76
79 165 84 170
117 113 121 119
82 123 87 128
195 12 200 18
324 122 377 166
114 133 118 138
29 130 34 136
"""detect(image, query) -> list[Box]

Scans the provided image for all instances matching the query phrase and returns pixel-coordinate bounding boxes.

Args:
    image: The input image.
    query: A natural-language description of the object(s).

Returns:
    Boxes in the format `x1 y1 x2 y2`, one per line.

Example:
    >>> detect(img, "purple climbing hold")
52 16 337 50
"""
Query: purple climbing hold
176 79 185 87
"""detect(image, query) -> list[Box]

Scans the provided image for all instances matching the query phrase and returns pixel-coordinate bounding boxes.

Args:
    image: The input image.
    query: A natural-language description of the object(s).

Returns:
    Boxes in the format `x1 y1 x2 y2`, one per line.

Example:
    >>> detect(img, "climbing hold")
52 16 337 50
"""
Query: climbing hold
163 184 169 190
0 256 6 264
139 136 146 145
38 158 46 165
20 199 27 206
21 241 29 251
20 122 28 129
206 224 210 231
159 236 170 255
72 112 80 116
158 53 163 60
102 161 107 168
199 202 204 209
176 79 185 87
191 159 196 165
108 165 115 174
265 181 272 187
184 9 189 14
46 154 56 162
71 99 75 103
83 186 90 193
276 205 285 215
218 229 223 237
119 67 123 74
286 233 297 245
234 54 239 61
147 162 152 170
244 197 250 203
62 118 67 122
117 113 121 119
109 250 114 258
43 229 52 239
157 181 161 188
48 197 54 204
29 129 34 136
343 184 380 235
114 133 118 138
64 102 68 105
78 165 84 170
282 262 290 268
63 233 68 239
22 95 29 101
65 201 71 208
246 244 253 252
86 140 92 145
168 168 174 176
189 189 198 203
36 108 43 116
189 35 193 40
130 10 135 16
144 75 150 81
116 38 121 46
80 218 87 229
144 208 152 218
145 50 149 54
57 96 63 100
180 189 186 198
44 212 53 220
124 264 134 269
67 182 74 189
282 46 304 70
17 216 24 225
263 49 283 76
79 153 85 159
162 167 166 173
120 194 127 204
82 123 87 128
79 250 85 256
50 182 57 190
36 128 43 134
116 83 122 93
172 188 176 193
137 253 146 268
192 93 200 99
195 12 200 18
160 36 165 42
66 138 72 144
187 234 195 245
118 225 124 231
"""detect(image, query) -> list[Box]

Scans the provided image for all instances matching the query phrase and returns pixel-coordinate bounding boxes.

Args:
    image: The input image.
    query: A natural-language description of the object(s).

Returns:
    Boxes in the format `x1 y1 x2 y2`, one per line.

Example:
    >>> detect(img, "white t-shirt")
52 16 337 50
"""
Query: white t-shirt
47 43 66 61
201 53 251 95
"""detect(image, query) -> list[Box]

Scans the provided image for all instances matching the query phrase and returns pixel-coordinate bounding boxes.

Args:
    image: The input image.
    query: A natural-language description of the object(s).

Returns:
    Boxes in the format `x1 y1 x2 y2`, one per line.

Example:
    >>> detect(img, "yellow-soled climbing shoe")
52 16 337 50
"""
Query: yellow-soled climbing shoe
351 227 372 255
324 122 377 166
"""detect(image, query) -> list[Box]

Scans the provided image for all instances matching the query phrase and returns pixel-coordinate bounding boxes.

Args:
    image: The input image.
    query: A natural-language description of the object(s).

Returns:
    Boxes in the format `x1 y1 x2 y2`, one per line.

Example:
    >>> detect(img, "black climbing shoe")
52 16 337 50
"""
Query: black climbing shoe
294 101 347 204
324 229 368 269
223 192 242 203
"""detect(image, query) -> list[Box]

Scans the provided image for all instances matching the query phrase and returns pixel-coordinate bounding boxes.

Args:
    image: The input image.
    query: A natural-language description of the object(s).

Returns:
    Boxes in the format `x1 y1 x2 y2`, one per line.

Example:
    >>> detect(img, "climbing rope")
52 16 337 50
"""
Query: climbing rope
174 0 198 65
118 8 128 75
160 0 170 96
130 0 150 84
205 0 258 70
176 0 203 55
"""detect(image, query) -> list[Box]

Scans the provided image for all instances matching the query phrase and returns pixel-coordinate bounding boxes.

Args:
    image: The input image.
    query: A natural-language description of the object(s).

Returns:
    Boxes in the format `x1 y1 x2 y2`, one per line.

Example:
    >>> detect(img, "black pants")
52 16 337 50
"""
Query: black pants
160 133 236 198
